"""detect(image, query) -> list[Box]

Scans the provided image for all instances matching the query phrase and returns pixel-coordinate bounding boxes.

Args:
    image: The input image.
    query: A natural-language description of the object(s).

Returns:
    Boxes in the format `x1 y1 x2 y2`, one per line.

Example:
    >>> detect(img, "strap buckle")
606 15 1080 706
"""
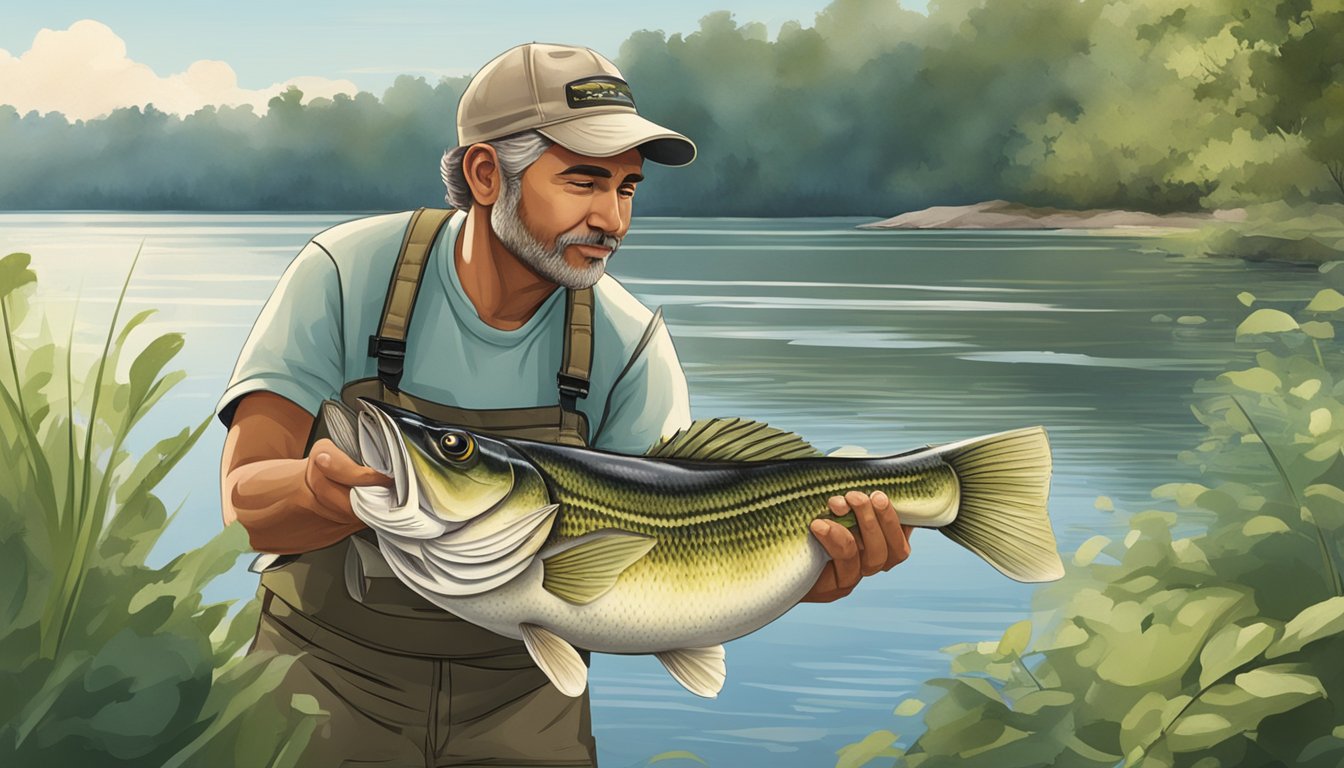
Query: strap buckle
367 335 407 359
368 335 408 389
556 372 590 401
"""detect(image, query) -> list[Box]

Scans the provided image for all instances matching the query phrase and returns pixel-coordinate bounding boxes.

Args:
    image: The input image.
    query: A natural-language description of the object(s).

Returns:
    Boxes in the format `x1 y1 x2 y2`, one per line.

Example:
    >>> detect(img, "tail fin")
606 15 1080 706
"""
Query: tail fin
933 426 1063 583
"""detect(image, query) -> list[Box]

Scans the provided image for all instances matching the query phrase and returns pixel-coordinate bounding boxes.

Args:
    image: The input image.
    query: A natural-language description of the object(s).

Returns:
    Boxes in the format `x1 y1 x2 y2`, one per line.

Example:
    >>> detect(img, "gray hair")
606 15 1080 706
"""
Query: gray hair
440 130 553 210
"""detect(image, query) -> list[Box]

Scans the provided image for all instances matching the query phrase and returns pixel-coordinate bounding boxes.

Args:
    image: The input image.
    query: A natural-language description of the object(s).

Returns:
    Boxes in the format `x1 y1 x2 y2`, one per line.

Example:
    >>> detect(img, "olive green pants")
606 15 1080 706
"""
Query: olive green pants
251 591 598 767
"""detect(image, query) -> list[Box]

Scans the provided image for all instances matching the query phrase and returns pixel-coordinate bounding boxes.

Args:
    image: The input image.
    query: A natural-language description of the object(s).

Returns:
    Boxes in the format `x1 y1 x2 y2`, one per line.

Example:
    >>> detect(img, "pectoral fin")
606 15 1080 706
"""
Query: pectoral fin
655 645 726 698
540 530 656 605
519 623 588 698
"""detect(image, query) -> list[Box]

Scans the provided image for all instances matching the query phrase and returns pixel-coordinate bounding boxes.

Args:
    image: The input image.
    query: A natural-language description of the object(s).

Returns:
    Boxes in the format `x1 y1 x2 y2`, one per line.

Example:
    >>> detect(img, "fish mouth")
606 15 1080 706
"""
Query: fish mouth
357 403 410 506
344 399 561 597
349 402 460 539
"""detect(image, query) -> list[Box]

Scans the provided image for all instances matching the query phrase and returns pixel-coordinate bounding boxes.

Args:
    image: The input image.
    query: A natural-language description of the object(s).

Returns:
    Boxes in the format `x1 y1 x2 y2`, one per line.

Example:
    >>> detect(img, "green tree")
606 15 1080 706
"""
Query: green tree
1246 1 1344 199
0 0 1338 213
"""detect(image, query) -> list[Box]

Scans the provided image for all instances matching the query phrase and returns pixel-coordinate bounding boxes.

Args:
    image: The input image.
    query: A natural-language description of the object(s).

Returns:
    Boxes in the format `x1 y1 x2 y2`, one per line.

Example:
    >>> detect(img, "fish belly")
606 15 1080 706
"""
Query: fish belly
440 534 831 654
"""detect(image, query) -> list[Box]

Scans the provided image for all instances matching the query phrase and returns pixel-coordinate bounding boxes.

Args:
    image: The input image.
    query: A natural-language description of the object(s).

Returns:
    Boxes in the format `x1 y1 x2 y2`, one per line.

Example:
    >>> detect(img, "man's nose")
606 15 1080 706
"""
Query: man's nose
586 189 624 235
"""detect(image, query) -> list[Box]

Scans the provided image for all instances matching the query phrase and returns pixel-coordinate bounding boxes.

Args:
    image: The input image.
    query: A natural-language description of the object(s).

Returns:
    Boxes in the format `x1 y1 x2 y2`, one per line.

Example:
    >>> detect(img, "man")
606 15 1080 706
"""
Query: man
218 43 913 767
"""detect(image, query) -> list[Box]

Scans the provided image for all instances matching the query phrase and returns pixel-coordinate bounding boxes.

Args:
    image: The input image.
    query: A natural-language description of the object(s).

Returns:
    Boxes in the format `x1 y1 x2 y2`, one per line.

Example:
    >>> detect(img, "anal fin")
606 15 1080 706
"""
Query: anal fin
541 530 656 605
519 623 588 698
656 645 726 698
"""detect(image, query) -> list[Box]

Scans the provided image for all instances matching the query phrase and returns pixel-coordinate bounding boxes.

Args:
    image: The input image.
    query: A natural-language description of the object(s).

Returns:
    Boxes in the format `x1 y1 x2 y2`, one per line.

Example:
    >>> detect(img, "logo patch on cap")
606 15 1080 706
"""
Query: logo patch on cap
565 76 636 110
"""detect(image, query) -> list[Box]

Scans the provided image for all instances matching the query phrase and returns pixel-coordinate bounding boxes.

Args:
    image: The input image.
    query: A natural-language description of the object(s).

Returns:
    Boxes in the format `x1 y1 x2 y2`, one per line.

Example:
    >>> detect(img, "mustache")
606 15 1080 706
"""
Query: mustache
555 230 621 252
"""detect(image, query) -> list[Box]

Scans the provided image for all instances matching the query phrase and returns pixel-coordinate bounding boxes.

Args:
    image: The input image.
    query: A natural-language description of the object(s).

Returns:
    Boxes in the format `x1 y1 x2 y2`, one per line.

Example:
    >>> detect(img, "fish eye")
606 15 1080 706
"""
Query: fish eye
439 431 475 461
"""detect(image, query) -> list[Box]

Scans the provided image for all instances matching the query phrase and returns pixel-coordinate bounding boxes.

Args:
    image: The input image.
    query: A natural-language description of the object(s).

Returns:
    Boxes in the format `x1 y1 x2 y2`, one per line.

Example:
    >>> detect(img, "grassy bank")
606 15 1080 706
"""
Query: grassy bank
839 284 1344 766
0 251 319 766
1175 202 1344 265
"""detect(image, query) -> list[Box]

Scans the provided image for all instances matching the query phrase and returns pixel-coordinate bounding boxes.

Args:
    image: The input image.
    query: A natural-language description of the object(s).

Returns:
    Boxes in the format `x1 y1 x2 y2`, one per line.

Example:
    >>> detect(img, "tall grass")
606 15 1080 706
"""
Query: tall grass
0 251 320 766
839 285 1344 767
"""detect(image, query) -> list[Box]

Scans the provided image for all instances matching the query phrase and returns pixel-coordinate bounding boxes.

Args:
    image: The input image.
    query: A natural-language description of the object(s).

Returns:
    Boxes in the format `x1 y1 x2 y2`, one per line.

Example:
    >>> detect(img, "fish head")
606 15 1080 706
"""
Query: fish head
355 399 537 526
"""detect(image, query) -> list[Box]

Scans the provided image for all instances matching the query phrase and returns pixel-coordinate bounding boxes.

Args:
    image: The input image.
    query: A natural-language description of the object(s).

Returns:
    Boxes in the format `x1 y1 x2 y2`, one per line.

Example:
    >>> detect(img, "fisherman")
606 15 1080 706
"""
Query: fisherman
217 42 914 767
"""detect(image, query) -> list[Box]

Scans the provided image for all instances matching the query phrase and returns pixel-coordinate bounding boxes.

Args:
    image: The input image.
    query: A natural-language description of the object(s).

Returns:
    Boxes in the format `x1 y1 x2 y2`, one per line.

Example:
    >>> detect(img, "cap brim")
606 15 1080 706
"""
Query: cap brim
538 112 696 167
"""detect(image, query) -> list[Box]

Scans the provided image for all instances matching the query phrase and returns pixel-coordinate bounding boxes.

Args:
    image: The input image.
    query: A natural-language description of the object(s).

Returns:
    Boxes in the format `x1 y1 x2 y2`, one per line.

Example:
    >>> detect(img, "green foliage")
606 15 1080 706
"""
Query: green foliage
837 730 903 768
1178 203 1344 265
0 252 319 765
2 0 1341 214
0 75 467 211
840 277 1344 766
1243 0 1344 198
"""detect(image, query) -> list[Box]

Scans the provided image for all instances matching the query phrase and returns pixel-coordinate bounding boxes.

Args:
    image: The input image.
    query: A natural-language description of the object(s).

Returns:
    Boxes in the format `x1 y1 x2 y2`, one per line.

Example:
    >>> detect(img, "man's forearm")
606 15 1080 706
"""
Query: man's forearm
224 457 364 554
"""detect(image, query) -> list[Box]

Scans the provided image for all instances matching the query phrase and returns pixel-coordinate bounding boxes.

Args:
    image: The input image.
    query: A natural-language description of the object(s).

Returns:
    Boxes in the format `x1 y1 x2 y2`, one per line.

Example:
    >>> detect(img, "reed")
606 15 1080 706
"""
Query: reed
0 251 320 767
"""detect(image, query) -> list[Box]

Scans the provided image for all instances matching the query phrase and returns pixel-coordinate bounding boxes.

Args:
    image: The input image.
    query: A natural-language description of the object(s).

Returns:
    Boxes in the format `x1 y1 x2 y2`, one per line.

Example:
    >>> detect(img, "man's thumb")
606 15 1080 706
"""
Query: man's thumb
311 442 390 487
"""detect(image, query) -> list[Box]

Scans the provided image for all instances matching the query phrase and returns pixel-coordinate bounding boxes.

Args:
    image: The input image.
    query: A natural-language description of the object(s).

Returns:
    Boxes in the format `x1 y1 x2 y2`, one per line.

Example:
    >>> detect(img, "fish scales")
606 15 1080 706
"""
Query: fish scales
511 440 957 583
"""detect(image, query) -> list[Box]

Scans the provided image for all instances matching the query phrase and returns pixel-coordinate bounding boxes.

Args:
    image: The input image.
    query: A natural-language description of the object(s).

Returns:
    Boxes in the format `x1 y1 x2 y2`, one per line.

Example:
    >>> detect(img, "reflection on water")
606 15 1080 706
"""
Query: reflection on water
0 213 1322 766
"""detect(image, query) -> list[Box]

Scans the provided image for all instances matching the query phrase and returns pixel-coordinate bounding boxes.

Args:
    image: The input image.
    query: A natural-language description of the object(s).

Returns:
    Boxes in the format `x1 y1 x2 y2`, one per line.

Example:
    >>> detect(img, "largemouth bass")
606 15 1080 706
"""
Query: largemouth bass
322 399 1062 699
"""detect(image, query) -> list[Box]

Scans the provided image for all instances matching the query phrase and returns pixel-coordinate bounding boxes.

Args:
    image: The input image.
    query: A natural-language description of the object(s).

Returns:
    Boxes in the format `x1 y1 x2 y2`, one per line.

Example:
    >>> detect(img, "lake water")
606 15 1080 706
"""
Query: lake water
0 213 1323 767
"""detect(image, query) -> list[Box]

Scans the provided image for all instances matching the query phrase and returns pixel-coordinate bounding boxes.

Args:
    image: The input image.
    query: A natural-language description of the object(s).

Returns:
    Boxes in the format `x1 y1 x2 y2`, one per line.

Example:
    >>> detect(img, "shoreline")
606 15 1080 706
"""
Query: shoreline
862 199 1344 266
858 199 1246 231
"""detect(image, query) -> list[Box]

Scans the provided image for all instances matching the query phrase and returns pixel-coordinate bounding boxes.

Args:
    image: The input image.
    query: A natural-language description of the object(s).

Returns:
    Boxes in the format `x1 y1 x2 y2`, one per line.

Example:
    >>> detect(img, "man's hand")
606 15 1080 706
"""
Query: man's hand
801 490 914 603
304 438 394 524
222 392 393 554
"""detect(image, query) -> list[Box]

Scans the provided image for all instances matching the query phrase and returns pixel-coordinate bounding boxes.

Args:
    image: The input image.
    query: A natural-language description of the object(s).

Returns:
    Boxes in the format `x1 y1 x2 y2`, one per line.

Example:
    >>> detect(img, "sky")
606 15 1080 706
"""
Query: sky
0 1 930 119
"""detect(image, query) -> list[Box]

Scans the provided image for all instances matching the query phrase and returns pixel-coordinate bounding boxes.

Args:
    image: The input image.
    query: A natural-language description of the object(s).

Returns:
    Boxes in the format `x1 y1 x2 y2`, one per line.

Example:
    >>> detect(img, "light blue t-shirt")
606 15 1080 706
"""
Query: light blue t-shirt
218 210 691 455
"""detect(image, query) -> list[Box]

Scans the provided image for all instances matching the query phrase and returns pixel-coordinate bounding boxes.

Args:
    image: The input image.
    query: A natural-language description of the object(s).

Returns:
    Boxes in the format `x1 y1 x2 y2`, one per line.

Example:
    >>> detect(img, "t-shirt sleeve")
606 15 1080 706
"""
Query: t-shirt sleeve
216 242 345 427
592 323 692 455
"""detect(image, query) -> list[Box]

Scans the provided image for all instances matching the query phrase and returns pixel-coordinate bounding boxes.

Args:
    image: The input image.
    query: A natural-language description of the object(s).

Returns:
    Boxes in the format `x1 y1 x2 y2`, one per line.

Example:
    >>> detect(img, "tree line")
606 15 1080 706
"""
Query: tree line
1 0 1339 215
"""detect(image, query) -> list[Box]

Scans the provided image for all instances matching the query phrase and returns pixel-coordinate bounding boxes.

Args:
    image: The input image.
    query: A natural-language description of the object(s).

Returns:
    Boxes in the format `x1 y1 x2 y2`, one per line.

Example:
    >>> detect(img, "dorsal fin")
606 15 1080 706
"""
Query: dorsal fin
645 417 821 461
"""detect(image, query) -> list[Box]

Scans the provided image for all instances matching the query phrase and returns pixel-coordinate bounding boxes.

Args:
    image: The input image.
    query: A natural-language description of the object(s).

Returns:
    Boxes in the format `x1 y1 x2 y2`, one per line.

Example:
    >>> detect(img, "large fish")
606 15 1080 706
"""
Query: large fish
321 399 1063 699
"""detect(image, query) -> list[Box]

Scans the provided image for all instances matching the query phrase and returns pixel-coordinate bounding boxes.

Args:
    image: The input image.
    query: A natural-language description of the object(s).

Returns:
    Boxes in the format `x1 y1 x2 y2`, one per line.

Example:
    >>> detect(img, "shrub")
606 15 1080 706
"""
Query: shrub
842 285 1344 767
1177 202 1344 265
0 251 320 766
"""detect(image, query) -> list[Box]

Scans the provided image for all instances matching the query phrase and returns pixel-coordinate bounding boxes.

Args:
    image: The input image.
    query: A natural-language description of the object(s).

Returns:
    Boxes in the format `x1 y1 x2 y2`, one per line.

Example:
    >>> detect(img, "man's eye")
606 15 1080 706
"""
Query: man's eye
619 186 636 198
567 181 594 190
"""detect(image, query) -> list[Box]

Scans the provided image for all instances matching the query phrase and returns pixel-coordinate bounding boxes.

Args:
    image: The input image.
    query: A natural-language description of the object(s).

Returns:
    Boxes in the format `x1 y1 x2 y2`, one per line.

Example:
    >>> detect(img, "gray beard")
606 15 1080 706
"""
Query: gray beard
490 178 621 290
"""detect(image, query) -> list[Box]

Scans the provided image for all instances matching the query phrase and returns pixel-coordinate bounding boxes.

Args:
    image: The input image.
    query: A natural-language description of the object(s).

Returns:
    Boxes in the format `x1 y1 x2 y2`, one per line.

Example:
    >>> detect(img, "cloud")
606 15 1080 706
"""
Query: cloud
0 20 358 120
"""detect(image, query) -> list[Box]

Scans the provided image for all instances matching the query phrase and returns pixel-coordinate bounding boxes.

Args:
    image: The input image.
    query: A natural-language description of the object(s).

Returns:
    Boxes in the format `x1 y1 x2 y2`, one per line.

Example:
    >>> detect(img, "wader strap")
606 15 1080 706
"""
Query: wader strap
593 306 666 442
557 287 594 446
368 207 454 392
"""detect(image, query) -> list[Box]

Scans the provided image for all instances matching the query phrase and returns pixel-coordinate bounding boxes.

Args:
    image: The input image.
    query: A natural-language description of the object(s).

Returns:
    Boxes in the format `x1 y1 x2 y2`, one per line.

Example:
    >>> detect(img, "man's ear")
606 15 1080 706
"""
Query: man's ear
463 144 503 206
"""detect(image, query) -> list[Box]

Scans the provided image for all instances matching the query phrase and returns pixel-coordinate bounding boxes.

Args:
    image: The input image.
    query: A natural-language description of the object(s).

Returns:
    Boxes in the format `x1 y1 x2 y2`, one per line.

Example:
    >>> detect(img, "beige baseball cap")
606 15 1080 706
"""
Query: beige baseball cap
457 43 696 166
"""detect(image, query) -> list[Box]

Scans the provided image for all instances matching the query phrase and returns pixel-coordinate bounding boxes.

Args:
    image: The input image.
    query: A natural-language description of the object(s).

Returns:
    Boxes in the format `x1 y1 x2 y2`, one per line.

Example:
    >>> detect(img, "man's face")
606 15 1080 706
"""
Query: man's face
490 144 643 289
